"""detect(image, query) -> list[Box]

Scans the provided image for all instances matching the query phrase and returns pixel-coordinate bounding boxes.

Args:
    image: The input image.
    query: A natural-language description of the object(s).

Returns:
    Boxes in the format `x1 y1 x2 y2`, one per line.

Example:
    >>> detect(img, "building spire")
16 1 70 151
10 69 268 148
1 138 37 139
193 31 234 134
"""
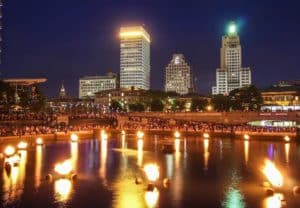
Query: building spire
59 81 66 98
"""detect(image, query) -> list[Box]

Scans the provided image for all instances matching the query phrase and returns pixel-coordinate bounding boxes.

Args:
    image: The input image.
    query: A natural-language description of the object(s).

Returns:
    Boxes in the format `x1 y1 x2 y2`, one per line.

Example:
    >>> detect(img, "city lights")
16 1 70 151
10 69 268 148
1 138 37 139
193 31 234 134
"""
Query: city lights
228 22 237 34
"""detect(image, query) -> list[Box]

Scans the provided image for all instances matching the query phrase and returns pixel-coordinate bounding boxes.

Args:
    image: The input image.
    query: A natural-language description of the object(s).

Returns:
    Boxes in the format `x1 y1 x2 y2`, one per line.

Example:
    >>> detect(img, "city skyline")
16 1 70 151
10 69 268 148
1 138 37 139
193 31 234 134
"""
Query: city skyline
0 0 299 97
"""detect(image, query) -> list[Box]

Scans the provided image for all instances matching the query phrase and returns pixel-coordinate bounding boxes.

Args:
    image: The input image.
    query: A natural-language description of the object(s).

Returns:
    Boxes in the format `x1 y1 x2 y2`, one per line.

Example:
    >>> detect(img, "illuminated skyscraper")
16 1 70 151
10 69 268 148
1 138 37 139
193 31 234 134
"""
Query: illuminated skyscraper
212 22 251 95
165 54 193 95
119 26 150 90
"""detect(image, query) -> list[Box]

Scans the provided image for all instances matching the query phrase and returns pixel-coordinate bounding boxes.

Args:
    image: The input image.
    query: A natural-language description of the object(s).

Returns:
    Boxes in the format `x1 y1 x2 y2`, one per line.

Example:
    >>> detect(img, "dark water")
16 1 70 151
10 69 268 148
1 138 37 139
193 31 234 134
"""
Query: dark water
1 134 300 208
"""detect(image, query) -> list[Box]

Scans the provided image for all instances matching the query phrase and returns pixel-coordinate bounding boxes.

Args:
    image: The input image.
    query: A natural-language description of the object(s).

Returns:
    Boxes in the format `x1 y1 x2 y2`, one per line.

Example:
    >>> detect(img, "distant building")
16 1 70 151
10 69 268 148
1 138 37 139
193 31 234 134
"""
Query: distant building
95 88 148 110
212 21 251 95
79 72 118 99
165 54 194 95
120 26 151 90
261 85 300 111
59 83 66 98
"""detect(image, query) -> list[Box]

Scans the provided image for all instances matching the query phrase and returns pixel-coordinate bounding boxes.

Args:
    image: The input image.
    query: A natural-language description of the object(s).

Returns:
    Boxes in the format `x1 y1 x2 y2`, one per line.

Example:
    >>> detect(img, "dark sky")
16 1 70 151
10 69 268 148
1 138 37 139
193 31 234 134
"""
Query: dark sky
0 0 299 98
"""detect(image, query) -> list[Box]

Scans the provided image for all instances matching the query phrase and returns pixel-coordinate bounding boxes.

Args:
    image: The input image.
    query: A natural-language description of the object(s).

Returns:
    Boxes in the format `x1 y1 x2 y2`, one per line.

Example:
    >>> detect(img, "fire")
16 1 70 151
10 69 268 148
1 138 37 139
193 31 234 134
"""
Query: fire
244 134 250 140
54 160 73 176
55 178 72 201
262 160 283 187
137 131 144 139
203 133 210 139
144 164 159 182
284 136 290 142
36 137 43 145
17 141 28 149
70 134 78 142
174 131 180 138
4 145 15 157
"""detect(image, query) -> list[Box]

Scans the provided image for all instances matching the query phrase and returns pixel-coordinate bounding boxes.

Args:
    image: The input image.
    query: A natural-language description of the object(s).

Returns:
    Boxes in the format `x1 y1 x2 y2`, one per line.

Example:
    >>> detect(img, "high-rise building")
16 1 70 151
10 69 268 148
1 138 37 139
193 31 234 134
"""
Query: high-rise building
59 82 66 98
165 54 193 95
119 26 150 90
212 22 251 95
79 72 118 98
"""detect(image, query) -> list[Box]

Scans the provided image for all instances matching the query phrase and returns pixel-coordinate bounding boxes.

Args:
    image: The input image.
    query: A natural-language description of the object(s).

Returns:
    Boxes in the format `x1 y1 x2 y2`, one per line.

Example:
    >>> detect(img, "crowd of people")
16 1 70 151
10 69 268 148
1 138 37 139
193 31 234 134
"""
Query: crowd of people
0 112 56 122
123 116 298 134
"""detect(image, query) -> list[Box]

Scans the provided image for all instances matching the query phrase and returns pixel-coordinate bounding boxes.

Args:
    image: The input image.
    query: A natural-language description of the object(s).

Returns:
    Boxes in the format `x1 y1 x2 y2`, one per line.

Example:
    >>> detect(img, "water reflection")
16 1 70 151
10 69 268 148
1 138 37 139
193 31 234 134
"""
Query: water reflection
222 171 245 208
204 139 209 171
244 141 249 165
145 188 159 208
54 179 72 202
71 142 78 172
137 139 143 167
284 143 290 164
2 150 27 203
264 193 284 208
173 138 182 206
35 145 43 188
100 137 108 182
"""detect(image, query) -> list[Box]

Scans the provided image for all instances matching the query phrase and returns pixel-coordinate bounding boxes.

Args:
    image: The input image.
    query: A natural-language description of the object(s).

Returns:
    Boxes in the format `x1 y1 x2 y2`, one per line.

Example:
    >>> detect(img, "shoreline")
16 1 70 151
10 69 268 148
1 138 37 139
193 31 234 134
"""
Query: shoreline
0 129 298 145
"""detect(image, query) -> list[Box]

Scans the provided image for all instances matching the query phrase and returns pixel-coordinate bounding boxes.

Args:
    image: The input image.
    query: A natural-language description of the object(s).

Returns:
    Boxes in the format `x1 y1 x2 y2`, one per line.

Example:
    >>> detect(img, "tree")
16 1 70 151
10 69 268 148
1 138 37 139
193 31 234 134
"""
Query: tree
191 98 208 111
229 85 263 111
110 100 123 112
211 94 231 111
150 98 164 112
129 102 145 112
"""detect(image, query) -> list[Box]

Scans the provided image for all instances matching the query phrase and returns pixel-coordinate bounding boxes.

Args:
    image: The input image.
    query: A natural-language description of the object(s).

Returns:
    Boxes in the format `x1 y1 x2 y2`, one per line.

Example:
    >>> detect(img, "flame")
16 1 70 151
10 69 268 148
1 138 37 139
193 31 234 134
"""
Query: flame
70 134 78 142
17 141 28 149
174 131 180 138
262 160 283 187
144 164 159 182
137 131 144 139
284 136 290 142
264 193 284 208
244 134 250 140
36 137 43 145
54 160 72 175
4 146 15 157
203 133 210 139
55 179 72 201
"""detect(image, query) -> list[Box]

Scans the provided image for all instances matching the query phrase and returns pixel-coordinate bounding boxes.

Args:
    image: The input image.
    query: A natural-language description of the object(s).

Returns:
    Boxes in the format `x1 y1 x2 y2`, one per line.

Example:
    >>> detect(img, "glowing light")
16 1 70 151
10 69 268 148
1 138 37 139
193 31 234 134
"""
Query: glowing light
54 160 72 176
228 22 237 34
17 141 28 150
284 136 290 142
284 143 290 164
137 131 144 139
175 139 180 153
264 193 284 208
206 105 213 111
204 139 209 170
120 28 151 43
137 139 143 167
102 132 108 140
174 131 180 138
144 164 159 182
203 133 210 139
35 145 42 188
36 137 43 145
5 154 21 165
244 141 249 165
55 179 72 201
262 160 283 187
244 134 250 140
70 134 78 142
121 130 126 135
4 146 15 157
145 188 159 208
100 136 108 182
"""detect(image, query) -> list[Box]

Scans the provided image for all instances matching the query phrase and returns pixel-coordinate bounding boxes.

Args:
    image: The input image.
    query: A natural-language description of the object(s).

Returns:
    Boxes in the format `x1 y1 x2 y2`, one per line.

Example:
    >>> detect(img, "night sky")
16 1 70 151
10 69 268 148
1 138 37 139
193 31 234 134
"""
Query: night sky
0 0 299 98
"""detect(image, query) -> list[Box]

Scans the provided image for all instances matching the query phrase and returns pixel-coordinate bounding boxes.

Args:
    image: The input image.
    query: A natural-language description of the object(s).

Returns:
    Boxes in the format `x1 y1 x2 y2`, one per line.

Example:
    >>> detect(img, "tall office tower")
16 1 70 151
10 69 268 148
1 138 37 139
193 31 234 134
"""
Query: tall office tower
212 22 251 95
165 54 193 95
119 26 150 90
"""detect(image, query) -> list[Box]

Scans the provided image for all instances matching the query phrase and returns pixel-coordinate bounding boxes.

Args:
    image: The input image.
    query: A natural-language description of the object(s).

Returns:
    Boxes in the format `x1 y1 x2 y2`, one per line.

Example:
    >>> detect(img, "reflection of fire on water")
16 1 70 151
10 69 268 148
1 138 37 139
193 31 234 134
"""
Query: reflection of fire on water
262 160 283 187
204 139 209 171
145 187 159 208
137 139 143 167
35 145 43 188
284 143 290 164
244 141 249 165
100 137 108 181
55 179 72 202
264 193 284 208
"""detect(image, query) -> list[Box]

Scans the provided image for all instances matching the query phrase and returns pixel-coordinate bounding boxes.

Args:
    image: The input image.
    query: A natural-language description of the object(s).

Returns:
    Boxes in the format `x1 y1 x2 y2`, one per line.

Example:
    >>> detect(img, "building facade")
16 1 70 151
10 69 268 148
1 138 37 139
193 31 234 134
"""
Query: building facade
261 85 300 111
165 54 193 95
120 26 151 90
212 22 251 95
79 72 118 98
